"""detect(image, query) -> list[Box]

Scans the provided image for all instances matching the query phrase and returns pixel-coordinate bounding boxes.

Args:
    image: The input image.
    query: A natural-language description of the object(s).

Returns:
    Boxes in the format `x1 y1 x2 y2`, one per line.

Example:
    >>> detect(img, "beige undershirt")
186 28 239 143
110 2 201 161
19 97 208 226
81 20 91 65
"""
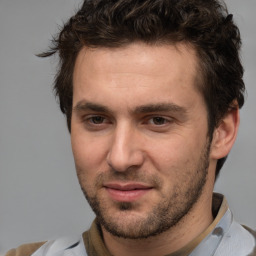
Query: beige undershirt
5 194 227 256
83 193 228 256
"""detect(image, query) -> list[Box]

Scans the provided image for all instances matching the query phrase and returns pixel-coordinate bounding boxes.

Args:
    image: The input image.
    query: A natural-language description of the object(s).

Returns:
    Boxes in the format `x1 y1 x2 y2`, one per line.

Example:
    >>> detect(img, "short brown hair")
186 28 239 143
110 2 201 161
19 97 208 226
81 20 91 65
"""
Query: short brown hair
40 0 245 177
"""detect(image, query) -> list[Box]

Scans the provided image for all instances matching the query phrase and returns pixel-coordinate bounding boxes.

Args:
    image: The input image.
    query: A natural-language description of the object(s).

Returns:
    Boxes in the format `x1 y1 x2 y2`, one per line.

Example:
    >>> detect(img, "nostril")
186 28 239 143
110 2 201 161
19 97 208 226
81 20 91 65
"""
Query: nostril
106 148 144 173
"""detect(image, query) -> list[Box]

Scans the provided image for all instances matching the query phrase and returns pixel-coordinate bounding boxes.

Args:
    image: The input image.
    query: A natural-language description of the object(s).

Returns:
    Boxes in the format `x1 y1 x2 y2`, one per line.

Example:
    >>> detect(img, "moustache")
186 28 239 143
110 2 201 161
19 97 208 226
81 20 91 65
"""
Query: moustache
94 168 162 189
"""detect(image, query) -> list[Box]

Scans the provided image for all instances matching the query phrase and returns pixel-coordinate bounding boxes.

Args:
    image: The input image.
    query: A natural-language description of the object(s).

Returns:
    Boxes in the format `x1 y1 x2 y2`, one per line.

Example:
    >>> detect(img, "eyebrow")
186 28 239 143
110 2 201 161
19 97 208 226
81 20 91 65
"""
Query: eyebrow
73 101 111 113
73 101 187 115
134 103 187 114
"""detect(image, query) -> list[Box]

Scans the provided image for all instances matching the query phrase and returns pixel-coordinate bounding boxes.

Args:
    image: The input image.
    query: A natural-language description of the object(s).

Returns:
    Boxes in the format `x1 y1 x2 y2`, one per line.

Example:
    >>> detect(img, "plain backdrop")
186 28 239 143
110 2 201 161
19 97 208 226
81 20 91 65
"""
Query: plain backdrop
0 0 255 254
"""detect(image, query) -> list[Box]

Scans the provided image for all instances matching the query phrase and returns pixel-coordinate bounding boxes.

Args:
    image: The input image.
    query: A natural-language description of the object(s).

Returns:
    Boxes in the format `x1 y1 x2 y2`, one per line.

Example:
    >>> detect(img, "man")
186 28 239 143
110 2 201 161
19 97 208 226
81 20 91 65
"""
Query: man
6 0 256 255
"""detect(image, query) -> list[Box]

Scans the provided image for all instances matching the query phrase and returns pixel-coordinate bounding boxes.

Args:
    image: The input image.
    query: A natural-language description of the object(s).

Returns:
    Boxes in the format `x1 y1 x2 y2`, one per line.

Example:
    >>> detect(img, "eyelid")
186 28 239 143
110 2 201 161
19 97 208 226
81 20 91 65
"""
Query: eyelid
81 114 113 131
144 115 174 125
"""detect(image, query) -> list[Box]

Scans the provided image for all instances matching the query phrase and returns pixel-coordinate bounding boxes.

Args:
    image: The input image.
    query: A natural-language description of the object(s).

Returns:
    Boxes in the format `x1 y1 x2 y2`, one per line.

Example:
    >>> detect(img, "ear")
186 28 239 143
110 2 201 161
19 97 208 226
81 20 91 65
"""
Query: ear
210 106 240 160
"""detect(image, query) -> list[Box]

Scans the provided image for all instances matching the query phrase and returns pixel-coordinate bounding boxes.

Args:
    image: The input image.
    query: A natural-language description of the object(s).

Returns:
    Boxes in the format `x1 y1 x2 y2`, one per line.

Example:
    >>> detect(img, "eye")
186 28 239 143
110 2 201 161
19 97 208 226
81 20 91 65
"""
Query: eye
89 116 106 124
81 115 112 131
148 117 169 125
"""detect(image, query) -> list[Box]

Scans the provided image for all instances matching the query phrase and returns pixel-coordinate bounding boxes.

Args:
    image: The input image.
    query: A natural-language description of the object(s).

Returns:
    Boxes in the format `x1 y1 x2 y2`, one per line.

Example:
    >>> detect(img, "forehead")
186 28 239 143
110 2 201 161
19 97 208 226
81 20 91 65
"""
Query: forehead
72 42 203 111
74 42 199 80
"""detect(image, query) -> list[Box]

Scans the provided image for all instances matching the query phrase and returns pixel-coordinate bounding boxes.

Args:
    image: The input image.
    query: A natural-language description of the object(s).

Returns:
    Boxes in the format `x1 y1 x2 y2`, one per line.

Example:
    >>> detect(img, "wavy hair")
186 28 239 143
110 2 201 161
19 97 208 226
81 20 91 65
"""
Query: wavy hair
40 0 245 178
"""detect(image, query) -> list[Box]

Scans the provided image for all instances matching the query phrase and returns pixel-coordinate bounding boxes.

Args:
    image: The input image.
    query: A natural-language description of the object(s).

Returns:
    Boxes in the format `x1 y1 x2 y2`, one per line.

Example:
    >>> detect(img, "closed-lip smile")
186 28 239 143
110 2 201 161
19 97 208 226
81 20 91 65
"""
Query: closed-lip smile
103 182 153 202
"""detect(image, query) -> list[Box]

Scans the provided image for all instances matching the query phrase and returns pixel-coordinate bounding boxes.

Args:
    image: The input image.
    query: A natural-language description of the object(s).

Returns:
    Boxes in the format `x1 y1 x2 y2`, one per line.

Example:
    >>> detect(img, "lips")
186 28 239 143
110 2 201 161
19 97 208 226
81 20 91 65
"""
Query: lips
103 183 153 202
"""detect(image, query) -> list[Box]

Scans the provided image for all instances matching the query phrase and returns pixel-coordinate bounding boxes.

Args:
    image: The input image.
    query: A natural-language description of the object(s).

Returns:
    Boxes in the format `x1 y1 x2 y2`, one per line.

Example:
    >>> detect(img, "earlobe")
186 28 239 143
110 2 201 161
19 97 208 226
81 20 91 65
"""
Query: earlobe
210 106 240 160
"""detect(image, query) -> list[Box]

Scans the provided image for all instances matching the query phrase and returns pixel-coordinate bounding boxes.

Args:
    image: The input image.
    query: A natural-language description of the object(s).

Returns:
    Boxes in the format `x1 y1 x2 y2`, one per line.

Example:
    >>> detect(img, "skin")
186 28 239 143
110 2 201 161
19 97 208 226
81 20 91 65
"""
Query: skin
71 42 239 256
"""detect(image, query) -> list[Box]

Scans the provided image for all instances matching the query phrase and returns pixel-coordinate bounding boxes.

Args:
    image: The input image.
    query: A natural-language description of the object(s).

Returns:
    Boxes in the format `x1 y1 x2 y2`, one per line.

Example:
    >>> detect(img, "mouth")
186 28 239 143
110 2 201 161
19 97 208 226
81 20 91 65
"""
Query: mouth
103 183 153 202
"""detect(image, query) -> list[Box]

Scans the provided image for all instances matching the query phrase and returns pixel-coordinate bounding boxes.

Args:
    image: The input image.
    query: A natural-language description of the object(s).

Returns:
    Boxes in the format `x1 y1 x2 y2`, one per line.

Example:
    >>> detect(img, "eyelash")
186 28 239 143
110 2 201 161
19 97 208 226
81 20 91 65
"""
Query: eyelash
83 115 110 126
88 116 107 124
82 115 173 131
146 116 172 126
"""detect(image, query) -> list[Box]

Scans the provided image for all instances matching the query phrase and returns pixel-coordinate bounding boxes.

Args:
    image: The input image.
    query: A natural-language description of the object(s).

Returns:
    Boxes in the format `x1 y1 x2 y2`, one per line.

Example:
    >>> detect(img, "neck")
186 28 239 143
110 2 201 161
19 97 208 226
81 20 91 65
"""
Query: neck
102 191 214 256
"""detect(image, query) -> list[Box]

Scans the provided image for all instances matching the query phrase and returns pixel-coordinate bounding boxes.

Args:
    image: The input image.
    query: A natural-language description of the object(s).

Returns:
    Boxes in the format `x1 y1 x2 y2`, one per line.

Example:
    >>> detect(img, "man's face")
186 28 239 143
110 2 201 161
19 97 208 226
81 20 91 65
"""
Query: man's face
71 43 212 239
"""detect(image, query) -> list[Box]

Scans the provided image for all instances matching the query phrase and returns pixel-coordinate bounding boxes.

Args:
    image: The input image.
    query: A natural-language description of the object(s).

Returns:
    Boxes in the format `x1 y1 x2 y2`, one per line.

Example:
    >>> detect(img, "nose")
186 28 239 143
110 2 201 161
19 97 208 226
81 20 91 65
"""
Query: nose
107 124 145 172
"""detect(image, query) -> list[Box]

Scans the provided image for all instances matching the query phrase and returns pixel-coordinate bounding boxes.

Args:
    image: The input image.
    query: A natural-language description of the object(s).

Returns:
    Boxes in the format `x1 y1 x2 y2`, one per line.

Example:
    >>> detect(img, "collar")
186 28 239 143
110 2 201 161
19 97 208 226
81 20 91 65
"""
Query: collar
82 193 228 256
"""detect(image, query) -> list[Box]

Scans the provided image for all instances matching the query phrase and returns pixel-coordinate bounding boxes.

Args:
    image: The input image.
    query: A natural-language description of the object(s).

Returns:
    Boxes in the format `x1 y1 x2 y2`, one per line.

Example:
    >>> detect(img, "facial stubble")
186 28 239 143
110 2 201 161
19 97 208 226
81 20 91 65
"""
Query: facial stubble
77 141 210 239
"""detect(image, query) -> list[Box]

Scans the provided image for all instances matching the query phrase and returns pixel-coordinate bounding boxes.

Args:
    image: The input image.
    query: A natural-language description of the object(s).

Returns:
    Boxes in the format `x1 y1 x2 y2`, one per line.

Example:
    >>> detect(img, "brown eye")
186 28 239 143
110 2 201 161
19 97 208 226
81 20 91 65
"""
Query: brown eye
150 117 167 125
90 116 105 124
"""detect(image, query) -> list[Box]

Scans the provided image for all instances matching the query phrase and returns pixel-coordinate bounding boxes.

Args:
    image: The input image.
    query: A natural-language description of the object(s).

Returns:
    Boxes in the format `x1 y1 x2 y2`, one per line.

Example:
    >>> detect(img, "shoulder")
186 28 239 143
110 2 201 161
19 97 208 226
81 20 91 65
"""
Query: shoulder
5 236 85 256
243 225 256 238
5 242 46 256
216 221 256 256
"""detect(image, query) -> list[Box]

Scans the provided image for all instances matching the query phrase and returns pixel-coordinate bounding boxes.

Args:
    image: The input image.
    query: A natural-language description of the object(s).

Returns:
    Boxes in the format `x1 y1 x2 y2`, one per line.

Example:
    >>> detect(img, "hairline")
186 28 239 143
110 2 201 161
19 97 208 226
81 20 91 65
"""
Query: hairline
71 40 213 134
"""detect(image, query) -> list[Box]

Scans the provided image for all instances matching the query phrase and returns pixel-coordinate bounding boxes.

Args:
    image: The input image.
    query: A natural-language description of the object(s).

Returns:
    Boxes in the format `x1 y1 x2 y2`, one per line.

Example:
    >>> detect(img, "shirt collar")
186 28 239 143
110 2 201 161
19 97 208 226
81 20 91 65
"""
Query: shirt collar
83 193 228 256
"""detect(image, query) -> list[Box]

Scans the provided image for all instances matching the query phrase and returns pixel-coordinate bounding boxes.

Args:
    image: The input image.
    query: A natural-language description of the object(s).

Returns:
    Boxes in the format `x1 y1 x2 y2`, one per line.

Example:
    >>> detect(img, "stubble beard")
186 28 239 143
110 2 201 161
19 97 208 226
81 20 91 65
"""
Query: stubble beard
78 141 210 239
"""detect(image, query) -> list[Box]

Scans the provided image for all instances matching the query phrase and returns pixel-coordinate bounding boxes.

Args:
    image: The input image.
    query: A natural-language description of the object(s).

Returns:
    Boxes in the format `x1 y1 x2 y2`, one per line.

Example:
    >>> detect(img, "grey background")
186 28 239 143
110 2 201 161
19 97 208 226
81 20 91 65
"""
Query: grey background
0 0 255 254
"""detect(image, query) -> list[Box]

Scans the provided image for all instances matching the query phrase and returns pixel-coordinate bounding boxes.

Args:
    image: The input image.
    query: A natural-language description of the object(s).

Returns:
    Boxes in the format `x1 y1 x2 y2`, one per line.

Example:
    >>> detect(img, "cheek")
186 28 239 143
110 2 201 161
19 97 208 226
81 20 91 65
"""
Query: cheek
147 136 201 176
71 132 108 178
